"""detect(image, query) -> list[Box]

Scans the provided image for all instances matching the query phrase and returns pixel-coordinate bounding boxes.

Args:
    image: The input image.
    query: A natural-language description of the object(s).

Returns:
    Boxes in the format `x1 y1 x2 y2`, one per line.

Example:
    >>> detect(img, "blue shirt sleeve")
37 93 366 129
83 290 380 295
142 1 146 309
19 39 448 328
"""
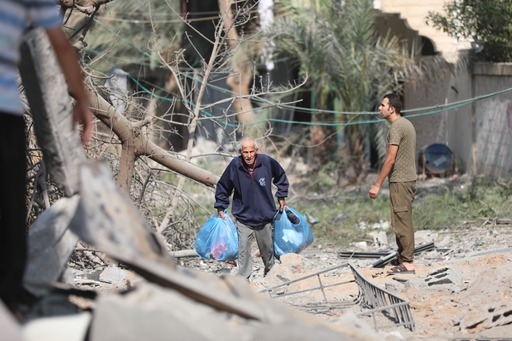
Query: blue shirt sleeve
270 157 289 198
28 1 63 29
214 161 234 211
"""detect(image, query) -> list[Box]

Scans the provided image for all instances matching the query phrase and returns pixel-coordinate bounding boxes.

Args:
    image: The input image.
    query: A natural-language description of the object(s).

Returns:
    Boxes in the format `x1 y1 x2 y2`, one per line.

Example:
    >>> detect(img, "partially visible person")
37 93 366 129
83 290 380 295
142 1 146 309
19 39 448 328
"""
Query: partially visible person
0 0 93 316
214 137 289 280
369 93 417 275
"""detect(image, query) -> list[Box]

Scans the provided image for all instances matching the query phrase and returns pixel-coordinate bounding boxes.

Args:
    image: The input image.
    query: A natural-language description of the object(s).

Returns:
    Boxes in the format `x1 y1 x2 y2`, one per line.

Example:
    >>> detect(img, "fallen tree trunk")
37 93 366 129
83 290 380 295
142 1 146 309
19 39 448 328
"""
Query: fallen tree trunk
86 86 220 189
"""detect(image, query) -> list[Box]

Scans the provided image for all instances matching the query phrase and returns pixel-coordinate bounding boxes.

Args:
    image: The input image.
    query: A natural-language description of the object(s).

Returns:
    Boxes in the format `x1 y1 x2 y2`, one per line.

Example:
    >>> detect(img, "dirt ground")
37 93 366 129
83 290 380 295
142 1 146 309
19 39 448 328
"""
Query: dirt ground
186 221 512 340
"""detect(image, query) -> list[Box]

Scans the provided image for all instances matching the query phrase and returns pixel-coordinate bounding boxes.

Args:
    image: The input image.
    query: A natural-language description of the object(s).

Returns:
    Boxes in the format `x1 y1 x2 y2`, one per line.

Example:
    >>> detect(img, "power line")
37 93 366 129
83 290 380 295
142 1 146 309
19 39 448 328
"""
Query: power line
88 18 512 127
125 73 512 127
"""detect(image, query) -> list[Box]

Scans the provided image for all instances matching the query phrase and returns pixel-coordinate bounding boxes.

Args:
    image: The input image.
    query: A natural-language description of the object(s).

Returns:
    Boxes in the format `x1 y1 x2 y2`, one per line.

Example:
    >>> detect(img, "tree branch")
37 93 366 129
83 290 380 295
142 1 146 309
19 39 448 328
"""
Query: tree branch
86 85 219 188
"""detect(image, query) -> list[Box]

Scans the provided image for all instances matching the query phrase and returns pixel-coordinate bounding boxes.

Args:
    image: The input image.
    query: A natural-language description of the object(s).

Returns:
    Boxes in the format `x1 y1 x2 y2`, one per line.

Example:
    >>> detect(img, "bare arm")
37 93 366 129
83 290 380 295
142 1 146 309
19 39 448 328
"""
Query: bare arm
45 27 93 145
369 144 398 199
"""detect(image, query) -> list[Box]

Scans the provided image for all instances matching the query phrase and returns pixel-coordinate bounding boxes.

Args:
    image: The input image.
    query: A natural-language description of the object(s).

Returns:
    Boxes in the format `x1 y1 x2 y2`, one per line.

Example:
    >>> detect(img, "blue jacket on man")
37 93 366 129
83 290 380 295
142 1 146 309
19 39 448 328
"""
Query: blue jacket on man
215 154 289 228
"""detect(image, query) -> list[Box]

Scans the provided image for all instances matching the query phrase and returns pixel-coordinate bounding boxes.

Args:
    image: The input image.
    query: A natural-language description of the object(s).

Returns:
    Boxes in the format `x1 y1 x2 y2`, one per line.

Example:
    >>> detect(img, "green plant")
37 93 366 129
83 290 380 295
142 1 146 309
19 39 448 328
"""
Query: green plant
291 176 512 249
413 176 511 229
267 0 419 185
290 192 390 248
427 0 512 62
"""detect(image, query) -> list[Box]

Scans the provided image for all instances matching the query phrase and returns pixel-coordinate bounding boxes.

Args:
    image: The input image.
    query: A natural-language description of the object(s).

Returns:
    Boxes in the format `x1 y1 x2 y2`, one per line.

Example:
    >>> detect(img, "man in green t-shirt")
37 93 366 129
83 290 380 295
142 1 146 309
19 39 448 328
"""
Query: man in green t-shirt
369 93 417 275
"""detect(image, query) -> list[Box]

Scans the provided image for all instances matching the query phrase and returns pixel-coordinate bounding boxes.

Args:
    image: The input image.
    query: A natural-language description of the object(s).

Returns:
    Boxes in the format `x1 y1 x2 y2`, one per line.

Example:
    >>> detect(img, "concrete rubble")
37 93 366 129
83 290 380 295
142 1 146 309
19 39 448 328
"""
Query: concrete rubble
424 267 463 286
1 161 384 341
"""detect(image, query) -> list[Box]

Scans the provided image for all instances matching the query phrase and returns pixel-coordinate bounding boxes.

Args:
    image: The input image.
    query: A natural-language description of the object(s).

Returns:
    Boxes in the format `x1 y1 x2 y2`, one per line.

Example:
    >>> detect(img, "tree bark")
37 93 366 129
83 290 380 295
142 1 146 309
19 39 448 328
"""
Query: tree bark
87 86 220 188
60 0 113 8
218 0 260 136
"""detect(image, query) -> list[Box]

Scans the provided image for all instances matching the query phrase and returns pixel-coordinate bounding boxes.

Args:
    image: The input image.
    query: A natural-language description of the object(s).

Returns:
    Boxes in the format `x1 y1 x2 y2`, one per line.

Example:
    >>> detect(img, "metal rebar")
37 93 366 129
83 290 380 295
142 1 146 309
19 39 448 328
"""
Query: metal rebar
350 264 415 331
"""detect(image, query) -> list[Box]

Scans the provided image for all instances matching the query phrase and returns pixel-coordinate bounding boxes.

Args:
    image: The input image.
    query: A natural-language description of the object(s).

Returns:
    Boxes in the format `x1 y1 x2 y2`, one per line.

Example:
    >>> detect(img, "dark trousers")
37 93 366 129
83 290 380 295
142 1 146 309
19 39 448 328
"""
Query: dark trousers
0 113 27 309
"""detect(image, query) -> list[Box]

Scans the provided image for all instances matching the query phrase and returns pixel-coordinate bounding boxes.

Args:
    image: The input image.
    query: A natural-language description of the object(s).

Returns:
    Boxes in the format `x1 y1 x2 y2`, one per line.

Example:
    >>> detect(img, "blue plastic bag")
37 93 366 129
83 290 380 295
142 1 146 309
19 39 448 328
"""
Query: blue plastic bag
195 213 238 261
273 206 314 257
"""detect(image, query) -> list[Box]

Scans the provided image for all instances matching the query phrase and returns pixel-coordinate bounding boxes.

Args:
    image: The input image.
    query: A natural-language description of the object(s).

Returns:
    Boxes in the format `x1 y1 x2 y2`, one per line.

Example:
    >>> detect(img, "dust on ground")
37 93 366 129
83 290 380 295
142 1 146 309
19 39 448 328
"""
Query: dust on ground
184 221 512 340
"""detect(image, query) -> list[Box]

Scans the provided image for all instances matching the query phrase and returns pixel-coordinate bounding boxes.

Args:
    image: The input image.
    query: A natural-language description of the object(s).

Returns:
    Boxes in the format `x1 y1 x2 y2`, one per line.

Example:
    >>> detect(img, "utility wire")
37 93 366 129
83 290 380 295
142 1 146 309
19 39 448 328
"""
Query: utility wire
88 18 512 127
126 73 512 127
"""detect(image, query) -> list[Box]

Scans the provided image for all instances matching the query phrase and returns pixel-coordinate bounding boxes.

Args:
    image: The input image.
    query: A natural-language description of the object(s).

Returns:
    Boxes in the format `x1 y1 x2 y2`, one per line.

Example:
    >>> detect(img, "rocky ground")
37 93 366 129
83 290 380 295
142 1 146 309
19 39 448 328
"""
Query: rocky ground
61 173 511 340
181 219 512 340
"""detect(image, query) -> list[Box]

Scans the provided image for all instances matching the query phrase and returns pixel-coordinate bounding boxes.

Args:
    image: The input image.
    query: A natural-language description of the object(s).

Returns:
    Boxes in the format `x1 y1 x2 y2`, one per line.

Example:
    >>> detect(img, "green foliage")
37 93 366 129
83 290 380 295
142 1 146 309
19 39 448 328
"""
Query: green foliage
270 0 416 109
414 178 510 230
267 0 419 183
85 0 182 71
291 192 389 248
290 176 512 249
427 0 512 62
497 178 512 198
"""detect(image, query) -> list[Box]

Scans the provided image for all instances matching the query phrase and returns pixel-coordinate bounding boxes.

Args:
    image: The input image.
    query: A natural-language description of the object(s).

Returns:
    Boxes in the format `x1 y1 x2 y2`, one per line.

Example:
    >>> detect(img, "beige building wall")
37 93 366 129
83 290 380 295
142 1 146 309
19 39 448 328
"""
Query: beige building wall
375 0 471 63
375 0 476 175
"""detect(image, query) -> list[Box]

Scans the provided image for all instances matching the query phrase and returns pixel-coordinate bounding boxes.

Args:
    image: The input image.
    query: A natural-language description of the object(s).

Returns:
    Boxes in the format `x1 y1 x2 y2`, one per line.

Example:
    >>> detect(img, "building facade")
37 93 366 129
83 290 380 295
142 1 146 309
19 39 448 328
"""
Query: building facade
376 0 512 177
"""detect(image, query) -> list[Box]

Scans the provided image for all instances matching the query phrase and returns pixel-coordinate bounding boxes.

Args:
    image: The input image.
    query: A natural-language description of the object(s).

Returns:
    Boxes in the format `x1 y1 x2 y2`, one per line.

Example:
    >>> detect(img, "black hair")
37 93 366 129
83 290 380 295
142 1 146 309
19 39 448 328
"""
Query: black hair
383 93 403 115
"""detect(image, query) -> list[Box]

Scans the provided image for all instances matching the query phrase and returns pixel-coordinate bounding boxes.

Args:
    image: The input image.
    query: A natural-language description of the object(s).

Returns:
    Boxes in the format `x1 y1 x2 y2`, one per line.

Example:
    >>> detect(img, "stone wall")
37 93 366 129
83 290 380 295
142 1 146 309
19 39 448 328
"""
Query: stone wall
471 63 512 178
376 1 512 177
407 62 512 178
376 0 471 63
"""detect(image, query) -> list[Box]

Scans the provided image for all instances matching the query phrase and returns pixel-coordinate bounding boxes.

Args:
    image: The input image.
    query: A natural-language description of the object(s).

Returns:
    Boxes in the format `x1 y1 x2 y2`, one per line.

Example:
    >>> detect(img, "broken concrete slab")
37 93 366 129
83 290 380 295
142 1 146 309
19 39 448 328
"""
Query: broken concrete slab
70 161 174 268
425 267 463 286
414 230 438 245
460 303 512 331
69 161 270 320
23 312 91 341
19 28 85 197
23 195 80 297
89 281 380 341
97 266 140 291
368 231 388 247
0 302 23 341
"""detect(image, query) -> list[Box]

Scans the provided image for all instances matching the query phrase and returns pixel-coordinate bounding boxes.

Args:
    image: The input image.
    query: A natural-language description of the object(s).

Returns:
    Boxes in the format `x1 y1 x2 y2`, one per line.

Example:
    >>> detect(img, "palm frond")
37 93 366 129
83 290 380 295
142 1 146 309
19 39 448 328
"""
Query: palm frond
86 0 182 70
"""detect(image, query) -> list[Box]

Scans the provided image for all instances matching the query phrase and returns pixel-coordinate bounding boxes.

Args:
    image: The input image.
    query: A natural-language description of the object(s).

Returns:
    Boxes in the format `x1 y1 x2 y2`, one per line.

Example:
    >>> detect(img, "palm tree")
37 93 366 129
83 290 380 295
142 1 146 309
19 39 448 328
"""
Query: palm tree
84 0 182 71
266 0 418 185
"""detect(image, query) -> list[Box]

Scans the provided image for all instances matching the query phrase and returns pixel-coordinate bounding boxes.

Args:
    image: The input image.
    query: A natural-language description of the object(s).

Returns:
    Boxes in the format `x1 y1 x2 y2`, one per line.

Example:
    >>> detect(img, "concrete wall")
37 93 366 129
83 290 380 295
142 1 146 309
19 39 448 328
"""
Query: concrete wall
444 68 473 174
376 0 471 63
404 58 472 175
472 63 512 178
377 1 512 178
407 62 512 178
405 60 459 150
404 62 512 178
